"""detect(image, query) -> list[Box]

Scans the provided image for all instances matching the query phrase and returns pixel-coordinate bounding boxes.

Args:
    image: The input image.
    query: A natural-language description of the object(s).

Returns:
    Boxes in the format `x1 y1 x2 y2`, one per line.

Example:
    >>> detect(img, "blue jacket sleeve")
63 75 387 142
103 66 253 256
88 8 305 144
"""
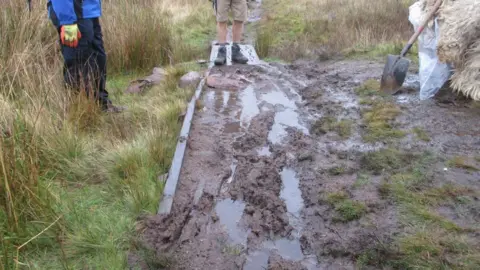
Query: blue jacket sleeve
50 0 77 25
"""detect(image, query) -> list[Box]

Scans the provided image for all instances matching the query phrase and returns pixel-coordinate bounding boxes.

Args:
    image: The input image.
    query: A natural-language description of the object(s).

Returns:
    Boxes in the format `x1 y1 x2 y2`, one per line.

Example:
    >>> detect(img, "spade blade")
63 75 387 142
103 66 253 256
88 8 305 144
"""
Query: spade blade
380 54 411 94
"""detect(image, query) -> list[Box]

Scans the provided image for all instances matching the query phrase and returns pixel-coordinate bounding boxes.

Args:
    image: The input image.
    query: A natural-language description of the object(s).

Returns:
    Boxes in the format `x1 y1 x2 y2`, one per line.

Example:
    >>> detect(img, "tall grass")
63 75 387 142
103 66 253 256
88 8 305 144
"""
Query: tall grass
256 0 416 61
1 0 213 268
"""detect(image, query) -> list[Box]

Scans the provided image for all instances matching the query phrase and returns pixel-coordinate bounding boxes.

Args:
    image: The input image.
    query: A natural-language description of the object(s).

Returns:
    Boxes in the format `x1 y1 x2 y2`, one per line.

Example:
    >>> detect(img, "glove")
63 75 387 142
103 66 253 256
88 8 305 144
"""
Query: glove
60 24 82 48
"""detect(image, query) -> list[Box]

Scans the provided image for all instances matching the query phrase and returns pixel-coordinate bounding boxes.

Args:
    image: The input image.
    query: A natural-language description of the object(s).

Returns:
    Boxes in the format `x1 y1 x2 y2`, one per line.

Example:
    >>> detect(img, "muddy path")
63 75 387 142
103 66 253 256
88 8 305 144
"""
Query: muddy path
137 57 480 269
135 1 480 269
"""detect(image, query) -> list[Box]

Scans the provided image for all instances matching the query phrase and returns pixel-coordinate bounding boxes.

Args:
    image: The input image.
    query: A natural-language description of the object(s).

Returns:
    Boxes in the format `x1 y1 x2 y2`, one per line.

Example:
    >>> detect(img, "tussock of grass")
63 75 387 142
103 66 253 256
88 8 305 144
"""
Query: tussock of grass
361 102 405 143
255 24 274 58
355 79 382 97
447 156 479 171
326 191 349 204
355 79 406 143
353 173 370 188
1 0 209 268
336 120 354 139
412 127 431 142
328 166 347 176
334 200 367 222
323 191 366 222
361 148 415 175
311 116 353 139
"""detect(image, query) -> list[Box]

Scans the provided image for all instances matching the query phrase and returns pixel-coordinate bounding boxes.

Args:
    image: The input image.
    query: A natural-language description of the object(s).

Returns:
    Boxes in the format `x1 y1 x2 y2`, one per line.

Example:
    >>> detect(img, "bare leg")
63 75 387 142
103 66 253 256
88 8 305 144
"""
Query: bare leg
232 20 244 43
217 22 228 44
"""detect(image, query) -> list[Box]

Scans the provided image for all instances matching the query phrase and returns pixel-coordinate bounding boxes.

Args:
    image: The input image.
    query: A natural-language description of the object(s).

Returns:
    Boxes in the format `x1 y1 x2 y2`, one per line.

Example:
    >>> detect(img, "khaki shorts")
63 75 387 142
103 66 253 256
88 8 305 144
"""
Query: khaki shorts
216 0 247 23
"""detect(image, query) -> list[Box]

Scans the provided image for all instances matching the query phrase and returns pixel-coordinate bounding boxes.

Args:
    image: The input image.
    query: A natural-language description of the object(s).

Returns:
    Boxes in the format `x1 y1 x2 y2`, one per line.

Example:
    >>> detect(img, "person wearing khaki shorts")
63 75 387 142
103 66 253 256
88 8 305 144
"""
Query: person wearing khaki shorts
213 0 249 65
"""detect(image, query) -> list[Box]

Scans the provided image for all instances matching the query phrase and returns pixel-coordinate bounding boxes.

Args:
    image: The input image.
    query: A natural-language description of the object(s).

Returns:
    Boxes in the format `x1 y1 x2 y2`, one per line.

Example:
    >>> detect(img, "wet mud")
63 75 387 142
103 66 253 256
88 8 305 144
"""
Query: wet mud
137 57 480 269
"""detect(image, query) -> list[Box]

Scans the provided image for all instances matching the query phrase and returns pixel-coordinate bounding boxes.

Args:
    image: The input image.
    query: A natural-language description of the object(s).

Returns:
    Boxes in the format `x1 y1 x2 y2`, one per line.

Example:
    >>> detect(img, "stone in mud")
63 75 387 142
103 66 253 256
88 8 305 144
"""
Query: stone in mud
179 71 202 89
211 212 219 223
206 74 243 91
298 151 314 162
125 67 166 94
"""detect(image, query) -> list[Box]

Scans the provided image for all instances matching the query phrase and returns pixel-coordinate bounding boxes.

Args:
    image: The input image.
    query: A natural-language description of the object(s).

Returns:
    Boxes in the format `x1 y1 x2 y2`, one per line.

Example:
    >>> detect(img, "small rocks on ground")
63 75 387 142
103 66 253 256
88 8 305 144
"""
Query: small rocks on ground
179 71 202 89
125 67 166 94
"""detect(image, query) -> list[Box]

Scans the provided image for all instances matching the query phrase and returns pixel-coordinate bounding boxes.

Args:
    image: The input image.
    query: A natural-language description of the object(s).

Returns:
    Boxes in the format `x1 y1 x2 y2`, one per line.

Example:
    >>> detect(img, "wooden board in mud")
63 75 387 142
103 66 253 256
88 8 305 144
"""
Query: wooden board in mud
158 43 261 215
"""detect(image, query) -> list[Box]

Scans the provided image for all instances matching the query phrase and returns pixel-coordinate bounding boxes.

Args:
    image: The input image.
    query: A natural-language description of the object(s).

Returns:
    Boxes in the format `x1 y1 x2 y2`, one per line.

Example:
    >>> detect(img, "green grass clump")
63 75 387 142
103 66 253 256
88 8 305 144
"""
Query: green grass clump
355 79 406 143
336 120 354 139
324 191 366 222
361 148 414 175
361 102 406 143
326 191 349 204
328 166 347 176
355 79 382 97
353 174 370 188
412 127 431 142
311 117 353 139
334 200 367 222
447 156 479 172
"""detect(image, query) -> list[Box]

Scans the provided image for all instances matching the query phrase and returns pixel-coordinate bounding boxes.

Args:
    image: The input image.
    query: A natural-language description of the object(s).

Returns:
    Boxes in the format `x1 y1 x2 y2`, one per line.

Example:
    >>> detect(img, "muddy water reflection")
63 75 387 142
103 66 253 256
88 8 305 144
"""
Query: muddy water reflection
257 146 272 157
240 85 260 127
280 168 303 217
215 199 248 246
243 249 270 270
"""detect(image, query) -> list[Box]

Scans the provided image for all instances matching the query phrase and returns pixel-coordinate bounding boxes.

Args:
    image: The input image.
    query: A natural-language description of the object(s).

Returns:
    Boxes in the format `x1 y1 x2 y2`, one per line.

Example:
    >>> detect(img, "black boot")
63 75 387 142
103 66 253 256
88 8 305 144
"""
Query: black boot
232 43 248 64
214 45 227 66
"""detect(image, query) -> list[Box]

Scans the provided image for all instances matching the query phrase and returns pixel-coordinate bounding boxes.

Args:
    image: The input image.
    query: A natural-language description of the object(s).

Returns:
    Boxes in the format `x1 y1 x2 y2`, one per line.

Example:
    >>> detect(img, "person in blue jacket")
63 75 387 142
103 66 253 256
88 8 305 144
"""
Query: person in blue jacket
47 0 124 112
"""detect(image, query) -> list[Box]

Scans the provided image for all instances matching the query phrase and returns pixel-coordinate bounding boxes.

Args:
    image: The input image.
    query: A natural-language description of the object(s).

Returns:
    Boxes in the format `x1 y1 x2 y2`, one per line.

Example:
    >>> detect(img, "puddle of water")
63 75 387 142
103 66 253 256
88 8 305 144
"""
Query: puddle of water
261 91 297 109
240 85 260 127
257 146 272 157
268 109 309 145
215 199 249 246
280 168 304 217
243 249 270 270
227 162 237 184
224 121 241 133
222 91 230 111
271 238 304 261
245 238 303 270
205 91 216 107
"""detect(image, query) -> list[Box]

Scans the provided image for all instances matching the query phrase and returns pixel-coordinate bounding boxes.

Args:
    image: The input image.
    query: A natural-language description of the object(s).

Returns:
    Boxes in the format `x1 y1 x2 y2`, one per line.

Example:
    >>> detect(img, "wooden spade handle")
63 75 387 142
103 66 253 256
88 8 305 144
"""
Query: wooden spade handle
400 0 443 57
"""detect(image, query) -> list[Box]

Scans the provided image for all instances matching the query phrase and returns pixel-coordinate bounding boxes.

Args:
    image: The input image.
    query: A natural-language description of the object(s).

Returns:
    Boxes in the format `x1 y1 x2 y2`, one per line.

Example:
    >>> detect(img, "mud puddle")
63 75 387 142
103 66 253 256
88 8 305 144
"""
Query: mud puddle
215 198 249 246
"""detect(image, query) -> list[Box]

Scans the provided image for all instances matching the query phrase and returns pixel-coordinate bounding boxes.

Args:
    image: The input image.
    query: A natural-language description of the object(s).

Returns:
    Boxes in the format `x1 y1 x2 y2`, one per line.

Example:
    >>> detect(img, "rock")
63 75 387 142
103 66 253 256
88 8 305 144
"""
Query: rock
125 67 166 94
179 71 202 89
206 74 243 90
196 59 207 65
211 212 219 223
298 151 314 162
